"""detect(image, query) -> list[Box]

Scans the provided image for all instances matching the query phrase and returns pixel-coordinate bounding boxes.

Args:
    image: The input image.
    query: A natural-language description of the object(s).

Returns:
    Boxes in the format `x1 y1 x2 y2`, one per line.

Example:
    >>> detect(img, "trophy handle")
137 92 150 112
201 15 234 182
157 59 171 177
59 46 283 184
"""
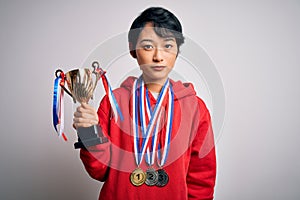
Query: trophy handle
55 69 73 98
92 61 106 79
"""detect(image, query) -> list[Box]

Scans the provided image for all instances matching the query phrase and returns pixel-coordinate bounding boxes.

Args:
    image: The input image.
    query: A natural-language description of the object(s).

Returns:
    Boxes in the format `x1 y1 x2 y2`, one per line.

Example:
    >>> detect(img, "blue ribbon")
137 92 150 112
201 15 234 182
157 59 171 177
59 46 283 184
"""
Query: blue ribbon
52 76 61 132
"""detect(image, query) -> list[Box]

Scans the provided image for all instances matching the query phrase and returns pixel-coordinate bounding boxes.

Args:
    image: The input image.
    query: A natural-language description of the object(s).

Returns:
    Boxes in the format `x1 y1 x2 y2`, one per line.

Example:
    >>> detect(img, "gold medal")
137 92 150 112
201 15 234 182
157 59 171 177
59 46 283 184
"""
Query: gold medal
130 168 146 186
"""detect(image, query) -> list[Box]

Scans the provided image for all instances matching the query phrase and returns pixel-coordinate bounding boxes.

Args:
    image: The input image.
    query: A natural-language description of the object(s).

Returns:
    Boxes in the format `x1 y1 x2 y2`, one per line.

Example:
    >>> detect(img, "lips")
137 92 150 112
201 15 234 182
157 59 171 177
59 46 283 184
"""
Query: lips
151 66 166 71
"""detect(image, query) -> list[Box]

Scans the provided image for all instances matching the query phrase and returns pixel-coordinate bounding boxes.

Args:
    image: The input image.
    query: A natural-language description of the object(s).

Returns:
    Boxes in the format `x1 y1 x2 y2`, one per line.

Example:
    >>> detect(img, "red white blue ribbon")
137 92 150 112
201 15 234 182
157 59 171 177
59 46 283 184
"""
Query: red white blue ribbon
132 77 173 167
157 85 174 167
52 72 67 141
141 81 161 166
100 74 124 122
94 65 124 122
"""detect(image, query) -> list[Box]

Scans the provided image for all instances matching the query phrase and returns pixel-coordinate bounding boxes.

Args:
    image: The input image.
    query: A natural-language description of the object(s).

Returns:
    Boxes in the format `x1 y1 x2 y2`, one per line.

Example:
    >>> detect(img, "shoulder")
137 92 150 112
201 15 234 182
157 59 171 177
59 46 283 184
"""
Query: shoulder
113 76 137 97
171 79 210 112
196 96 209 113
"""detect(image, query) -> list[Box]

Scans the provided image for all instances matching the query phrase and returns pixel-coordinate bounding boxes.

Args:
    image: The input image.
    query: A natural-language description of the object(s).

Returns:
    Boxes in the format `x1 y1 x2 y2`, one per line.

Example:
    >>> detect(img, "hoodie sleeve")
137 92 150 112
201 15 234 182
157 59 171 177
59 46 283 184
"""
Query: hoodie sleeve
79 95 111 182
187 97 217 200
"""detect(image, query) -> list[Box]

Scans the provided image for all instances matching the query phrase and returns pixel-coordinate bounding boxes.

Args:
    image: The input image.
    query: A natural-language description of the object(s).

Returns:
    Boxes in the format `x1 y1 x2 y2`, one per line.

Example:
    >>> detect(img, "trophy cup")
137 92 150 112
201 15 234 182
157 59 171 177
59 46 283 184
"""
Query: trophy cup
54 61 109 149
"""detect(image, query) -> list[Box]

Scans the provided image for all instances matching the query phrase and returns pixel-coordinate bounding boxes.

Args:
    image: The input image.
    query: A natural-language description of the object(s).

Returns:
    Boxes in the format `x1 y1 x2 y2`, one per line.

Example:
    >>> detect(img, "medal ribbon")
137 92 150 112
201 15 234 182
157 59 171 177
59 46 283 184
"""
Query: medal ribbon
132 77 172 166
141 83 163 166
157 86 174 167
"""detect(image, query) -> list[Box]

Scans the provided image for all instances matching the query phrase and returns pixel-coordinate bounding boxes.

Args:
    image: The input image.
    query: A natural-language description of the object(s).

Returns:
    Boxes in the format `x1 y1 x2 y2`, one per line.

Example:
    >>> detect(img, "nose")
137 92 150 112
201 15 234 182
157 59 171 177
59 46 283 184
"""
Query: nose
153 48 164 62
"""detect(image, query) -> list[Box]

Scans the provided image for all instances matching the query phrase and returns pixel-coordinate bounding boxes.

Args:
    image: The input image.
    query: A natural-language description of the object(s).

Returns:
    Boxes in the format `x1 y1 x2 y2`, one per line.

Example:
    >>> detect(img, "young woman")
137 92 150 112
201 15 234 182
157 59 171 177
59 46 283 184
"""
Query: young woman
73 7 216 200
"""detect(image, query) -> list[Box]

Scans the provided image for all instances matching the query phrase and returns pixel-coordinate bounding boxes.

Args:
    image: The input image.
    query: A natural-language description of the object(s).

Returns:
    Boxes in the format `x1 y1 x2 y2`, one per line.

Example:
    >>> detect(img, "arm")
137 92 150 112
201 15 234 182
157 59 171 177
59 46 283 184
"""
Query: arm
187 98 217 200
77 96 112 182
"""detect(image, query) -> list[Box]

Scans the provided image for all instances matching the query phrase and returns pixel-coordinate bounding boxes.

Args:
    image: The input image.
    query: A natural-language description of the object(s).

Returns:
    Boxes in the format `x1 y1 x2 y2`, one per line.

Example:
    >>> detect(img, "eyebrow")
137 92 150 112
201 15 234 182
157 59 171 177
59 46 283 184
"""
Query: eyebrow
163 37 176 42
139 38 176 44
139 39 153 43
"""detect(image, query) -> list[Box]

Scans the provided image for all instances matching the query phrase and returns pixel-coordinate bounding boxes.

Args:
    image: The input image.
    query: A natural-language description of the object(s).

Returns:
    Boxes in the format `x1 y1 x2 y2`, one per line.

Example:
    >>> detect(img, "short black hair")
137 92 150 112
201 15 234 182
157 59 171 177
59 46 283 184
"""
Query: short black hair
128 7 184 57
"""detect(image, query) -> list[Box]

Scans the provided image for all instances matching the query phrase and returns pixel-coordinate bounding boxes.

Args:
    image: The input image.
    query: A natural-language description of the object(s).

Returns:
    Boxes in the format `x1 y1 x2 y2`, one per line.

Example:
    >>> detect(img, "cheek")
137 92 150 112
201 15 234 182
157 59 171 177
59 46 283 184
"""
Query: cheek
136 50 144 62
168 55 177 66
136 51 151 65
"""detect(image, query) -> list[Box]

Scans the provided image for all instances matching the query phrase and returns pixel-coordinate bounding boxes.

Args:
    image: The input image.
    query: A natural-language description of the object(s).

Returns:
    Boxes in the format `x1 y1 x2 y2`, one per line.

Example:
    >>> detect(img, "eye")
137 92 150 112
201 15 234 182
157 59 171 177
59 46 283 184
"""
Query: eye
143 45 153 50
165 44 173 49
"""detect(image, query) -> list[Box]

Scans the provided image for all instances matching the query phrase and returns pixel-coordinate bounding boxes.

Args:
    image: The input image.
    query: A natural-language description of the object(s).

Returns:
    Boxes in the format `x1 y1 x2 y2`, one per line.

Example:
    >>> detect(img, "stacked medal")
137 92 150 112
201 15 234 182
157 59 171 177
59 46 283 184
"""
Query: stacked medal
130 77 174 187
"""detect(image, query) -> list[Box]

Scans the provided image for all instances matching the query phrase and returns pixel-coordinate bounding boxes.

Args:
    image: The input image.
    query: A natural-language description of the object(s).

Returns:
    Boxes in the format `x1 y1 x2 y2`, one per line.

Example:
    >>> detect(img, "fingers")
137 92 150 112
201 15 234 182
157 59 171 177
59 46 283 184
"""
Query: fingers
73 116 99 128
73 103 99 128
73 117 99 128
81 102 91 109
76 103 95 114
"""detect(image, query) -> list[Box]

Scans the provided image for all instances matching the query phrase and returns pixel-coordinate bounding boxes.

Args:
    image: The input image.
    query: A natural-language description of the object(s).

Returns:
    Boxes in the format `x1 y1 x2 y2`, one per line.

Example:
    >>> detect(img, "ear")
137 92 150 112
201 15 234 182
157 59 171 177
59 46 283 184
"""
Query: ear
129 42 137 58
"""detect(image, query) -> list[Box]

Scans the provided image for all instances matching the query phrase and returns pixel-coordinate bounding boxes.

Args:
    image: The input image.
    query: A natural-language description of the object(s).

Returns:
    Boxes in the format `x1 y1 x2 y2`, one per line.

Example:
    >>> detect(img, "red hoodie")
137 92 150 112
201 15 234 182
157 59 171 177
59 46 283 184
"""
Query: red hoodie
80 76 216 200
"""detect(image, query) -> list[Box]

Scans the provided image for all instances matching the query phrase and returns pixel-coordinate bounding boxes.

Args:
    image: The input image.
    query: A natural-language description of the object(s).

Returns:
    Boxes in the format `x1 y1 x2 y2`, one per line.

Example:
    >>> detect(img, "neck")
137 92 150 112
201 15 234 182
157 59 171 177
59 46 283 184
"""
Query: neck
145 83 163 93
142 75 168 93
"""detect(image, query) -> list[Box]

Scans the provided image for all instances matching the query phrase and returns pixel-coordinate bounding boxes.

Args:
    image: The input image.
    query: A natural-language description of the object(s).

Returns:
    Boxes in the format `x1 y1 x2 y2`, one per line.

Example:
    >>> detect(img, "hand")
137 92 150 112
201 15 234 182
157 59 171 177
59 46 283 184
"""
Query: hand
73 103 99 128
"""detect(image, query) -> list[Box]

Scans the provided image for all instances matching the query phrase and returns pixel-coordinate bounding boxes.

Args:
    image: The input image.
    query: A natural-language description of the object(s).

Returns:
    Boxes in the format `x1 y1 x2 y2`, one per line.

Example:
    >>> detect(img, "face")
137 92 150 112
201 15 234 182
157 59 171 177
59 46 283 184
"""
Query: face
134 23 178 86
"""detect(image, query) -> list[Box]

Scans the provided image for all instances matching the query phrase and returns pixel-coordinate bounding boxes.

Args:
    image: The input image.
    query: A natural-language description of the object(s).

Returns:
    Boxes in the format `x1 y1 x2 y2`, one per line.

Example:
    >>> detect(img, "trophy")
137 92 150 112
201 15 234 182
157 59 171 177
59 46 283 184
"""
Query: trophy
53 61 109 149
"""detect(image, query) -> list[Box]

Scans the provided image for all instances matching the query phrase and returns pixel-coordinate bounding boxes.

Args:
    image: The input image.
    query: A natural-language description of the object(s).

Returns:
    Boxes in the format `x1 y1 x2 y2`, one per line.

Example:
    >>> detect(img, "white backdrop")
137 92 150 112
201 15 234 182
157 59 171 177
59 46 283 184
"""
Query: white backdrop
0 0 299 199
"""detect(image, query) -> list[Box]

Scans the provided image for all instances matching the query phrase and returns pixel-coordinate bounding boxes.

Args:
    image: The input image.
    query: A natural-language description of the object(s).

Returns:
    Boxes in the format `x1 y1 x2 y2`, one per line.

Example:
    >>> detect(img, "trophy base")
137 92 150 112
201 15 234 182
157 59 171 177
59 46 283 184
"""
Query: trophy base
74 125 108 149
74 137 108 149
